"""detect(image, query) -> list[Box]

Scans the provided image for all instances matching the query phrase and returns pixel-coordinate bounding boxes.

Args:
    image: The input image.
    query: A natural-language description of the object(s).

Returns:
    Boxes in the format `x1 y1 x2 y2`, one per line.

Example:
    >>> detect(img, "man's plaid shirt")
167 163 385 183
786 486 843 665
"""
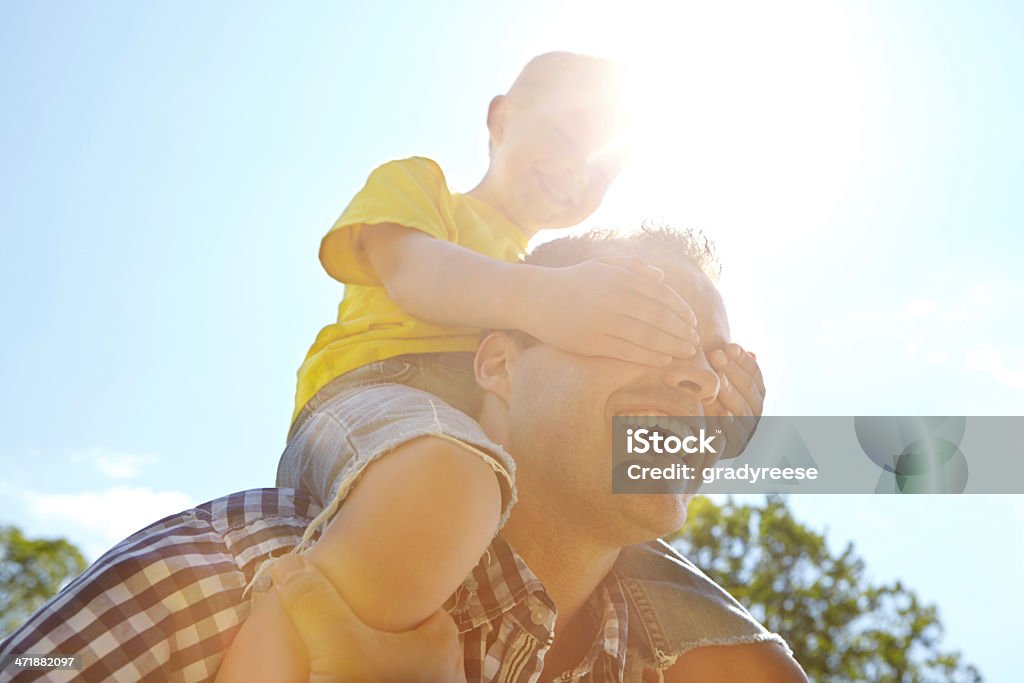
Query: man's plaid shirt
0 489 637 681
0 488 785 682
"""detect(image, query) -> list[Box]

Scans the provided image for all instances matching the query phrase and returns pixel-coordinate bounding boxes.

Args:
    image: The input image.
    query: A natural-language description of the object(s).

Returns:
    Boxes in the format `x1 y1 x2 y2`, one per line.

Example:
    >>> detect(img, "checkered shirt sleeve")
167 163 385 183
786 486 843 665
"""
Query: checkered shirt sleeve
0 489 318 682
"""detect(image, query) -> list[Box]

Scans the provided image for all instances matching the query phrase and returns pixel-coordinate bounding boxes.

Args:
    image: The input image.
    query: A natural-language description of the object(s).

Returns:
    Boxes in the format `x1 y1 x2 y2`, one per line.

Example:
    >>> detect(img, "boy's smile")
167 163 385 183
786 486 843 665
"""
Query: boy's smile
496 101 626 231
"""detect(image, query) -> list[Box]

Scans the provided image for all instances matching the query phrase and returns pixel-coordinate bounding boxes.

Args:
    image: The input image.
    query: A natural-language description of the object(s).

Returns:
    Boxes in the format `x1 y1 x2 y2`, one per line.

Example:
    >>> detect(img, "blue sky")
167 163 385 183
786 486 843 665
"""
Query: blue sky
1 1 1021 679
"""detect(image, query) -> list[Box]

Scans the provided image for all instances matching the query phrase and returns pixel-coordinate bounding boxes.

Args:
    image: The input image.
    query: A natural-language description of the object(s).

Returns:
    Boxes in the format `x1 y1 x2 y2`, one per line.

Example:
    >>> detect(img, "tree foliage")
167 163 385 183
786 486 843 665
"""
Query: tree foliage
0 525 87 638
669 496 983 683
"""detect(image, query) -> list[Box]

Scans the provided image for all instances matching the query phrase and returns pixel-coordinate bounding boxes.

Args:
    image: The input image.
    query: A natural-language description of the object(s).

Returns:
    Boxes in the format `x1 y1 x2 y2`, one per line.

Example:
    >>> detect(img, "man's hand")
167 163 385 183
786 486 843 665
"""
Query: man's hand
272 554 467 683
704 343 765 460
523 256 701 366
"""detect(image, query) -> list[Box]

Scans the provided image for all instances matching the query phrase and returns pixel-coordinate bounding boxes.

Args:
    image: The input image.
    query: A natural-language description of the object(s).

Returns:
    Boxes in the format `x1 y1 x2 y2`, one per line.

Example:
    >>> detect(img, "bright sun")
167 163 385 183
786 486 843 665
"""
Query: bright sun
520 0 872 406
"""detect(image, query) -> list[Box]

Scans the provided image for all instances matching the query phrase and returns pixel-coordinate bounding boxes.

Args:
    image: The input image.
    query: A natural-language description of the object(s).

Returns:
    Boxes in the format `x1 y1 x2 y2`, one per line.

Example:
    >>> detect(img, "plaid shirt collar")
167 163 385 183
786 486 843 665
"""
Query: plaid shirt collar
446 535 629 682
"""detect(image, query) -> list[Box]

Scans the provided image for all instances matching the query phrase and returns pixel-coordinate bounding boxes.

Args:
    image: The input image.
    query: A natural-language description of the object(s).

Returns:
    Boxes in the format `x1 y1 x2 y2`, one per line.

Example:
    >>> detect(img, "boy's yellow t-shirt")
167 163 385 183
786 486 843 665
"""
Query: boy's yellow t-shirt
292 157 529 424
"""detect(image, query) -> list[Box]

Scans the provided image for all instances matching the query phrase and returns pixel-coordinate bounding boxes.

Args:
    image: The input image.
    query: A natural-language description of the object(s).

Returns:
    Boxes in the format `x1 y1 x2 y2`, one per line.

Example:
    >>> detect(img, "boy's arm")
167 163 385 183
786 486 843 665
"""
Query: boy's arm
357 223 701 366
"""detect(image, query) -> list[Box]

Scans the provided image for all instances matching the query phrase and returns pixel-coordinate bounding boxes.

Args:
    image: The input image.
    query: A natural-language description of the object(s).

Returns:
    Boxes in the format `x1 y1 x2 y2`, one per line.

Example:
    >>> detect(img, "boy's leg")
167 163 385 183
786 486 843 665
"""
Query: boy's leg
218 436 502 683
303 434 502 631
275 376 516 632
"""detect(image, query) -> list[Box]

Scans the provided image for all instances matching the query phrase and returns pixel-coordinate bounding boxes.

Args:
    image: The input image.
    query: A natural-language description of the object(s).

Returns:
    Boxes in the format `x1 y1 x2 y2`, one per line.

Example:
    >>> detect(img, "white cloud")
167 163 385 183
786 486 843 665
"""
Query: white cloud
817 277 1023 388
965 344 1024 391
21 487 195 559
905 297 940 317
71 448 159 479
818 290 992 355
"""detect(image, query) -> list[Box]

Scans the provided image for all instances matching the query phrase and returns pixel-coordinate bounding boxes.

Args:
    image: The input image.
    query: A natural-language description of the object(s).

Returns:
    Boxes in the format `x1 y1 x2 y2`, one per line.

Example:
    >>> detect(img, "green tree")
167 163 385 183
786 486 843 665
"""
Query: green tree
1 526 88 638
669 496 983 683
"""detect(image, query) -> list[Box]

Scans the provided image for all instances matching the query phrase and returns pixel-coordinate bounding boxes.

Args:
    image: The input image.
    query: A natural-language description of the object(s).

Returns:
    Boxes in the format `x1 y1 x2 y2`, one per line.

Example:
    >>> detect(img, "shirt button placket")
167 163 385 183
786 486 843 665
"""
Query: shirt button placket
530 603 556 646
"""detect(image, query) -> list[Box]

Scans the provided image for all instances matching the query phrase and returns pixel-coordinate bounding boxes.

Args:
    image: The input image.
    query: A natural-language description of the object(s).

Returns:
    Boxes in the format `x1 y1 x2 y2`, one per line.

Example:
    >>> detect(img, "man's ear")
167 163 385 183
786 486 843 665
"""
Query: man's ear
475 331 519 406
486 95 510 155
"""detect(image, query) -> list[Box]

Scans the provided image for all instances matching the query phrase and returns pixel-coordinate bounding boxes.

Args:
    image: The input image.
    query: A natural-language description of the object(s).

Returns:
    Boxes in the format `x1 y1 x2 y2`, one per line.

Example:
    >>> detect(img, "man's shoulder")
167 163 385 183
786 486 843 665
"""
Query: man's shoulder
662 640 808 682
614 538 751 618
615 540 793 669
0 488 320 680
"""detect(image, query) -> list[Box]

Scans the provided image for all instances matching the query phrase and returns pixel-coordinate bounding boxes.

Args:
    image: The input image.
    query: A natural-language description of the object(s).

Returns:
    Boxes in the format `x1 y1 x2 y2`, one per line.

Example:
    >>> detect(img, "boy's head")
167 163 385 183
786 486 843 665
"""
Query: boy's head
481 52 630 234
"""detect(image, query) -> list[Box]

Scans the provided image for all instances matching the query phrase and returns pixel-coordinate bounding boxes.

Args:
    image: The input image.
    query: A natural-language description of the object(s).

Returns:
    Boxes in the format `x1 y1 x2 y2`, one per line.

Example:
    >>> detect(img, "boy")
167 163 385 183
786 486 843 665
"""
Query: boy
216 52 701 681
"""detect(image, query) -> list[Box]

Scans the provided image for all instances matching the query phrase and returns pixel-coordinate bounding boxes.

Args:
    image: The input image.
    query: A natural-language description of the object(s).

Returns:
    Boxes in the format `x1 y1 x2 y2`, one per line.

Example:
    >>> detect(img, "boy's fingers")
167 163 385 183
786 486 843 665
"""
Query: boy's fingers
714 346 766 402
753 364 766 399
717 363 764 417
726 343 758 376
601 335 673 367
628 275 698 329
716 375 753 417
717 415 759 460
606 264 697 329
595 255 665 281
615 318 697 359
709 352 759 416
624 295 700 344
702 396 725 417
729 345 766 398
726 344 765 389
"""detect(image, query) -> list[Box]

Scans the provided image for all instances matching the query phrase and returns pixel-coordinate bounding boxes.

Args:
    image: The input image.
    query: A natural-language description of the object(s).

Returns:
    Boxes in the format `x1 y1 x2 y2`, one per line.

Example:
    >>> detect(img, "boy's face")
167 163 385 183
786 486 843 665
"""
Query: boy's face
489 88 628 232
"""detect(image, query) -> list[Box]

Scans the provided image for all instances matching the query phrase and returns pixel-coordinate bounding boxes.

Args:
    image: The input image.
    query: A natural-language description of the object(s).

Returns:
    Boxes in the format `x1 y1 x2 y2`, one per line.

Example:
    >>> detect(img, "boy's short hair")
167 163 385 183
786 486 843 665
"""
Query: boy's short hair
506 52 623 108
485 52 622 160
497 223 721 349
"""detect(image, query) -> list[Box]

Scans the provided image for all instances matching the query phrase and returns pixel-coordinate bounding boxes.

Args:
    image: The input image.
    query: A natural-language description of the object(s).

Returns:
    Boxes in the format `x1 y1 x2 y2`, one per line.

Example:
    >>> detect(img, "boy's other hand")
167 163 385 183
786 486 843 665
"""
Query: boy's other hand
524 256 700 366
704 343 765 460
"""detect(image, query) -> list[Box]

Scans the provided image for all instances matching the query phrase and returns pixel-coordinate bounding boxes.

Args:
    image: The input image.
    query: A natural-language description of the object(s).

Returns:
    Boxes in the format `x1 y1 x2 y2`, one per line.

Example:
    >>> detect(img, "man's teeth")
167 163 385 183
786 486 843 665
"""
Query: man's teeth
618 415 694 439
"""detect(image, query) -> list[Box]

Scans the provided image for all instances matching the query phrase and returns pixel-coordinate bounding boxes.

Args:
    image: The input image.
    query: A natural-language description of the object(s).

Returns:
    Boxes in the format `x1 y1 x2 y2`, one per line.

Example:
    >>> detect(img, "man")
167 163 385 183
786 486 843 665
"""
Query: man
0 227 806 682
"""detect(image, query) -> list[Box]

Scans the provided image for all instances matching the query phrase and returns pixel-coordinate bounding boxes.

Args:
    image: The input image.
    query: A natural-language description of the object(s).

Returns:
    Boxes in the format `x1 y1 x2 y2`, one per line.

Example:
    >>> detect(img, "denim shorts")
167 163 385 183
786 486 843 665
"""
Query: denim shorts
276 353 518 547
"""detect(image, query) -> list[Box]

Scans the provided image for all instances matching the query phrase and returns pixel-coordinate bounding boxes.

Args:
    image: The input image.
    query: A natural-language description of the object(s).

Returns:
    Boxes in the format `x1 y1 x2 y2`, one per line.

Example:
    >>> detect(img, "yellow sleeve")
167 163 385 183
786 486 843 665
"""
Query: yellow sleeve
319 157 452 286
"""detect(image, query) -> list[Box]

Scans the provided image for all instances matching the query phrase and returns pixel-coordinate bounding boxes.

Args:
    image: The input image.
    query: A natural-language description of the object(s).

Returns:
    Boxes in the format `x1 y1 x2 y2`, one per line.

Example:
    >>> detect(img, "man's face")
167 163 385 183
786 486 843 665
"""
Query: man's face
489 90 628 231
504 253 729 544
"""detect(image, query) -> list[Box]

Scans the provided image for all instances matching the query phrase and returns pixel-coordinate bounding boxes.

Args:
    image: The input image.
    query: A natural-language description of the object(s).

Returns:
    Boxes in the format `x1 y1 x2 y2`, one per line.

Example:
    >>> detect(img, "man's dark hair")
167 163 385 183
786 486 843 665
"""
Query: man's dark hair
497 223 721 348
523 222 720 281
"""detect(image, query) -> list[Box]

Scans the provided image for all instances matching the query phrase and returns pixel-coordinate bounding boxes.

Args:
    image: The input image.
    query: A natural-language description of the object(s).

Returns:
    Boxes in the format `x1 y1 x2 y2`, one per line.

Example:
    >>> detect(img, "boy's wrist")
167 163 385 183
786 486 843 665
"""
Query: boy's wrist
503 264 547 335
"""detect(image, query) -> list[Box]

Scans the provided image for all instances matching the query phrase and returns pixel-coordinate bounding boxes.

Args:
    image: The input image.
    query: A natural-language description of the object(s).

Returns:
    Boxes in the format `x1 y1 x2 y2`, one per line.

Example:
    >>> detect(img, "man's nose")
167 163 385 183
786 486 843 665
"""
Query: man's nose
657 352 720 403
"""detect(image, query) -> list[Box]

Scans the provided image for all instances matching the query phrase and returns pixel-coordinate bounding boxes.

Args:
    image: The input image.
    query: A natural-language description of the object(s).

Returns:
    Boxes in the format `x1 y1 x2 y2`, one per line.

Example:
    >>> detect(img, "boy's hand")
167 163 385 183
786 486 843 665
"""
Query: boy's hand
704 344 765 460
523 256 700 366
